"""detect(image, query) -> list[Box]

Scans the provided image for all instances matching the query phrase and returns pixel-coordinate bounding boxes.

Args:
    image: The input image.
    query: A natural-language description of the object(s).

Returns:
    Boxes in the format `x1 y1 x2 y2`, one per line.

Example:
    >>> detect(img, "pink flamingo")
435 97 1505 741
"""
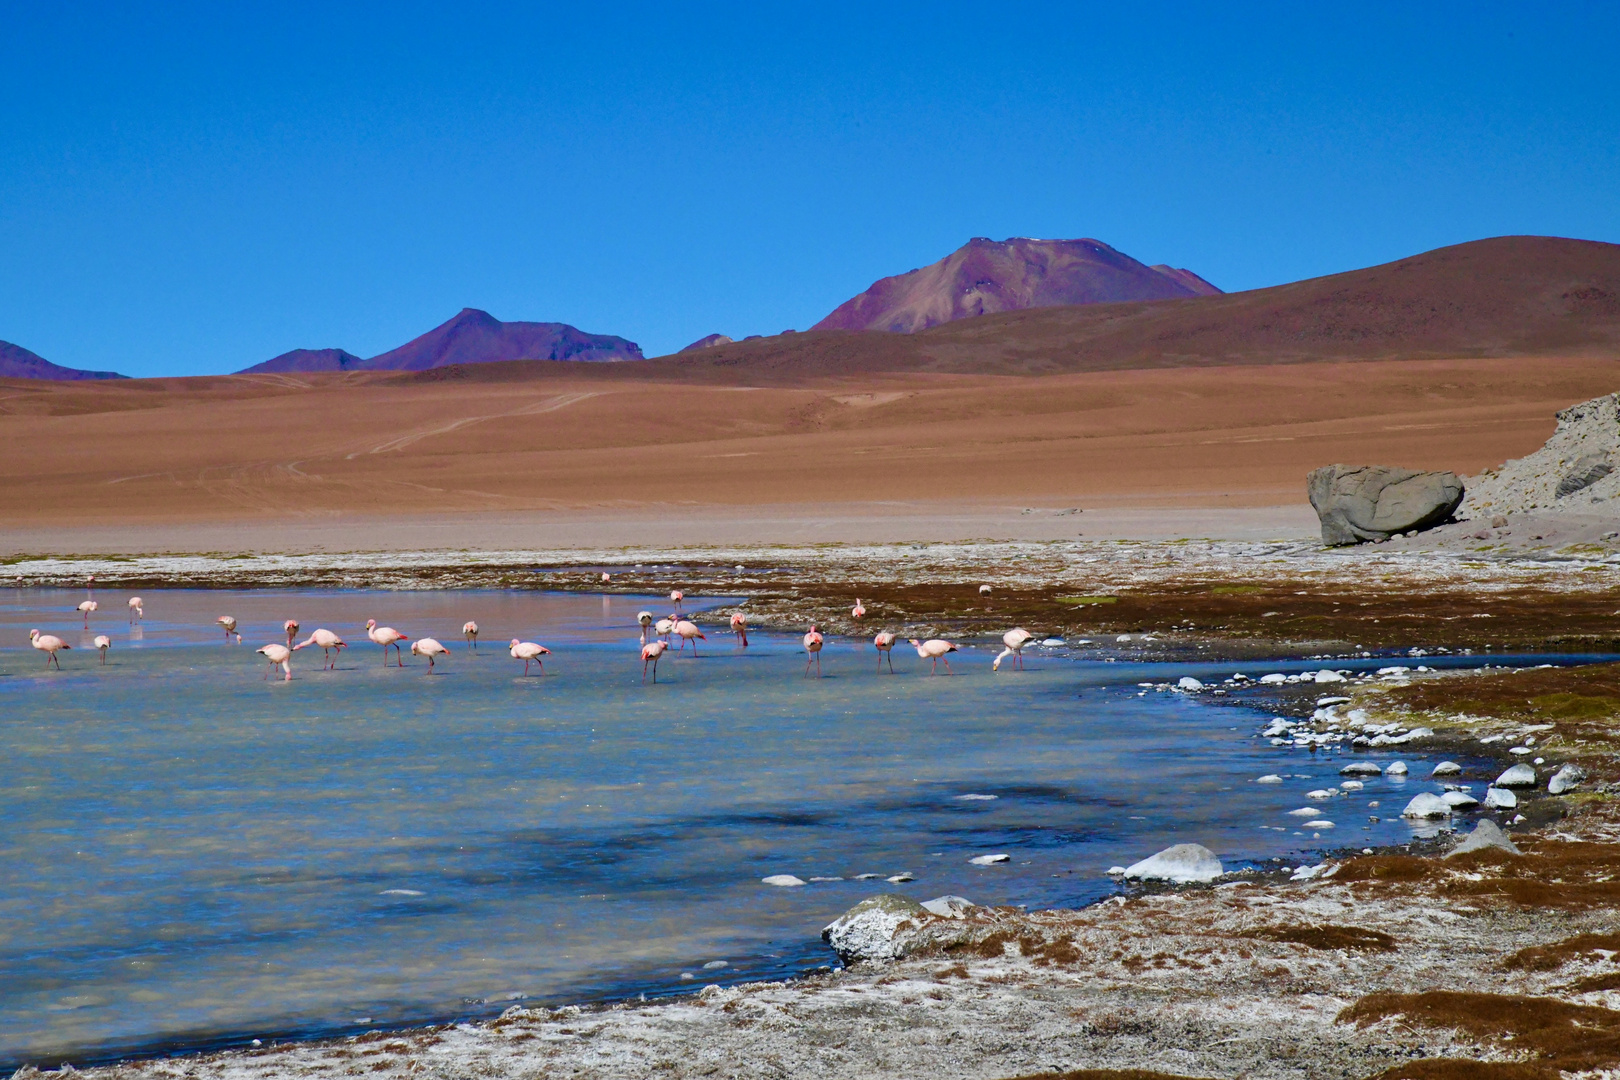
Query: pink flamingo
293 628 346 669
128 597 143 624
994 628 1035 671
257 643 292 681
729 611 749 646
94 634 112 664
463 621 479 649
641 639 667 683
674 619 705 655
366 619 410 666
874 630 897 673
509 639 551 675
411 637 449 673
284 620 300 647
638 611 655 644
655 615 676 644
30 629 70 669
851 599 866 620
217 616 241 644
77 600 98 628
670 590 684 613
910 638 958 674
804 625 824 677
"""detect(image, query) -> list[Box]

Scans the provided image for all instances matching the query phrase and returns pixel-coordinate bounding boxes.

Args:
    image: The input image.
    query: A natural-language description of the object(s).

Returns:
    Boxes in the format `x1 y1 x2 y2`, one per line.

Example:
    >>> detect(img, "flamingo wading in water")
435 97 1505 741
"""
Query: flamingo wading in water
910 637 958 675
411 638 449 672
729 611 748 646
509 639 550 675
293 628 346 669
284 620 300 647
463 621 479 649
258 643 292 681
670 590 684 613
217 616 241 644
804 625 824 677
994 628 1035 671
94 635 111 664
674 619 705 655
641 639 667 683
638 611 655 644
30 629 69 669
78 600 98 628
873 630 897 673
128 597 143 624
366 619 410 666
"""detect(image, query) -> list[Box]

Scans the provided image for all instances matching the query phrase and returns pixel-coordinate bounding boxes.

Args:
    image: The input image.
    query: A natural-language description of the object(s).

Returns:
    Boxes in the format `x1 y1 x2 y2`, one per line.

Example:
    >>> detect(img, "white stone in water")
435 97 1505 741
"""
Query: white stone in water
886 873 915 883
1509 746 1533 756
853 873 884 880
1340 762 1382 776
821 894 928 962
1385 761 1409 776
1440 790 1480 809
1402 792 1453 818
1378 666 1410 676
1318 696 1352 707
1288 807 1321 817
762 874 807 887
1042 638 1065 646
1177 677 1205 691
1431 761 1463 777
1548 764 1585 795
969 853 1010 865
954 793 997 801
1116 634 1133 642
1259 673 1287 684
809 876 844 882
1255 774 1284 784
1122 843 1224 884
1106 866 1126 875
1314 671 1347 683
1496 764 1538 787
1305 820 1335 829
1306 788 1336 800
1483 786 1518 809
1340 780 1365 791
703 960 728 969
921 895 977 918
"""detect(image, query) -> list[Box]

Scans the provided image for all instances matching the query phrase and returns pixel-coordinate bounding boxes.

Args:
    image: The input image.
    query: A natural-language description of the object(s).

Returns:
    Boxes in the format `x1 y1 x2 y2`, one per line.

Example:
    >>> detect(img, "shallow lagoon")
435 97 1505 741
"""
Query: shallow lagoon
0 588 1508 1065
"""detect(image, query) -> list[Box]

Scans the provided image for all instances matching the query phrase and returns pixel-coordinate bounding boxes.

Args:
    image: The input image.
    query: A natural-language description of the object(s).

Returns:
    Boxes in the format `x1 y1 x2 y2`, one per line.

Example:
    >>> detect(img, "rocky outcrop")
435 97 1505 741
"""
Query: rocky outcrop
679 334 733 352
821 894 928 962
1121 843 1224 884
1462 393 1620 517
1307 465 1465 546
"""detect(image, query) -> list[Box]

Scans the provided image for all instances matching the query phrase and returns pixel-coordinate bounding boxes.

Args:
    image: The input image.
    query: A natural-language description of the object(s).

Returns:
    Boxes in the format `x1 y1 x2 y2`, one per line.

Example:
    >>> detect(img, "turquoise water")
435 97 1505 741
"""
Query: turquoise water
0 588 1499 1066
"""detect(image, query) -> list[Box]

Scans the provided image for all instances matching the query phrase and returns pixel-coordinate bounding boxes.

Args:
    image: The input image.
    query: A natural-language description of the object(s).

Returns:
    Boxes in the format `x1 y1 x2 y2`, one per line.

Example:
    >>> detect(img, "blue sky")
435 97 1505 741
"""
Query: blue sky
2 3 1617 377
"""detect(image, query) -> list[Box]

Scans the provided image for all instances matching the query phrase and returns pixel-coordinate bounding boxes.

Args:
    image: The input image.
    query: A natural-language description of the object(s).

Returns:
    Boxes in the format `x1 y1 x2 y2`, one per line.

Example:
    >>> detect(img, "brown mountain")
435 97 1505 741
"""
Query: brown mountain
238 309 642 374
812 236 1220 333
611 235 1620 382
0 340 126 381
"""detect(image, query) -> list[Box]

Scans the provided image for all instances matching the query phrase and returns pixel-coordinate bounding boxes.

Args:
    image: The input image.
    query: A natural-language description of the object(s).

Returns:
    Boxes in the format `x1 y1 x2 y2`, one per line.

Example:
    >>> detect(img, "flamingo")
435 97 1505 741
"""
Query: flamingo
463 621 479 649
601 572 611 583
217 616 241 644
979 585 992 595
77 600 98 628
851 599 866 620
638 611 655 644
803 625 824 677
674 619 706 655
411 638 449 672
284 620 300 647
655 615 676 644
874 630 897 673
29 629 69 669
94 634 111 664
366 619 410 666
128 597 143 624
641 639 667 683
993 628 1036 672
292 628 346 669
729 611 749 646
670 590 684 613
257 642 292 681
509 639 551 675
910 637 958 675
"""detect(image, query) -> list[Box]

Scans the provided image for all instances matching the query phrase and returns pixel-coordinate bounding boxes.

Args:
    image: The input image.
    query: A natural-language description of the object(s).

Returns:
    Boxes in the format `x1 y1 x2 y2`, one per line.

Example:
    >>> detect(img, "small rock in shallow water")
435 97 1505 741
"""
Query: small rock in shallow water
761 875 806 887
1340 762 1382 776
1306 788 1336 800
1122 843 1224 884
1483 786 1518 810
921 895 977 918
969 854 1010 865
1106 866 1126 875
1305 820 1335 829
954 793 997 801
1496 763 1538 787
1177 677 1204 691
853 873 884 880
1431 761 1462 777
1288 807 1322 817
886 873 915 883
1385 761 1409 775
1447 818 1521 858
1548 764 1585 794
1314 671 1347 683
1259 673 1287 684
1402 792 1453 818
1340 780 1364 791
1440 790 1479 809
1256 774 1284 784
808 876 844 882
703 960 728 969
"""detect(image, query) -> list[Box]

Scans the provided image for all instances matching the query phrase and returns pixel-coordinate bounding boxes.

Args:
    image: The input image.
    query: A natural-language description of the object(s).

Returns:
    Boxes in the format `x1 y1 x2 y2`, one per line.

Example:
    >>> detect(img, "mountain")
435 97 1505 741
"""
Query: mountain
236 309 643 374
633 236 1620 381
680 334 734 352
240 348 366 374
812 237 1221 333
0 340 126 381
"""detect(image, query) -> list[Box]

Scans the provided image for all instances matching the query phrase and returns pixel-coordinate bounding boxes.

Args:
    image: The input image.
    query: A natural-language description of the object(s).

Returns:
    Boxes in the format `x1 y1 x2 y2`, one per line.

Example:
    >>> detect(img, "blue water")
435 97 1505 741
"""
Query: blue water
0 588 1515 1066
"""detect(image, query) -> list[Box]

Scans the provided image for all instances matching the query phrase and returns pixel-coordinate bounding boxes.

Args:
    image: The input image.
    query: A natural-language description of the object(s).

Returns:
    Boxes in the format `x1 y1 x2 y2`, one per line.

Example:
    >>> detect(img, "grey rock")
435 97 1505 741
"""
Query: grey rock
1556 452 1614 498
1483 786 1518 810
1462 393 1620 517
1446 818 1521 858
1307 464 1465 546
1340 762 1382 776
1548 764 1586 794
1496 763 1538 787
1440 790 1479 810
1431 761 1463 777
921 895 977 919
1401 792 1453 818
1122 843 1223 884
821 894 927 962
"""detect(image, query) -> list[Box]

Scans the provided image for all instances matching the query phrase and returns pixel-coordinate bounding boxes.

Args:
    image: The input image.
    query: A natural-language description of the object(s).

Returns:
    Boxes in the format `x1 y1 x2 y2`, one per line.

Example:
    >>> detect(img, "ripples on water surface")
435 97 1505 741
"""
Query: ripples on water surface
0 588 1506 1065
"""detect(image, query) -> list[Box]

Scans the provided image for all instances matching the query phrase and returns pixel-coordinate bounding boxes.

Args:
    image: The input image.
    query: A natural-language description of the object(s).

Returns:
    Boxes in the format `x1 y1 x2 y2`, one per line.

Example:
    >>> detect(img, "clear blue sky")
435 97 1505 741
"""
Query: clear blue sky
2 3 1617 377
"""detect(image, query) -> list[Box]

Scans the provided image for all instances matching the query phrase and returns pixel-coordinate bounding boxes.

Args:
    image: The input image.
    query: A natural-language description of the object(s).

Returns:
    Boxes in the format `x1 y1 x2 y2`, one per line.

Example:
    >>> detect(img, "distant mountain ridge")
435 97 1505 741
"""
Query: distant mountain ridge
813 237 1221 334
241 308 643 374
0 340 126 381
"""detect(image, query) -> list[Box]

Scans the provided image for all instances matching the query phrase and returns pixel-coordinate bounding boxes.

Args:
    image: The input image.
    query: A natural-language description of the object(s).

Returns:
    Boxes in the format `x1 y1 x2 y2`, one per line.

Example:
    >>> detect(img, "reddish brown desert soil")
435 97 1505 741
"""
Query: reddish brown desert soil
0 355 1615 550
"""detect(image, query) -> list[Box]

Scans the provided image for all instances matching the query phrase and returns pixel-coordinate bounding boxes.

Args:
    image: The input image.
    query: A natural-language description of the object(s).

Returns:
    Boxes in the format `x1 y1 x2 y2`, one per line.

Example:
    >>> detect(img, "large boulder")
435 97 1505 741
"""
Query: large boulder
1122 843 1224 884
821 894 928 962
1307 465 1465 546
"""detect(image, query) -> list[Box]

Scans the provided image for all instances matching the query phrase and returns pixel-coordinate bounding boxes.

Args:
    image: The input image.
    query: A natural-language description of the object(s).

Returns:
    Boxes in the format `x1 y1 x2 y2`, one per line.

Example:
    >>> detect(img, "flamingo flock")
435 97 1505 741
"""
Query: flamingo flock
22 586 1044 683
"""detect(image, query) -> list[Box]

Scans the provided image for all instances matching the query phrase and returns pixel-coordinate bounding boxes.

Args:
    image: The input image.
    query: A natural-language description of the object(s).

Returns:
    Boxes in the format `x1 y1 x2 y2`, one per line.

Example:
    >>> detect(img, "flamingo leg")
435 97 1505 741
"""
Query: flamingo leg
943 656 953 674
816 653 822 677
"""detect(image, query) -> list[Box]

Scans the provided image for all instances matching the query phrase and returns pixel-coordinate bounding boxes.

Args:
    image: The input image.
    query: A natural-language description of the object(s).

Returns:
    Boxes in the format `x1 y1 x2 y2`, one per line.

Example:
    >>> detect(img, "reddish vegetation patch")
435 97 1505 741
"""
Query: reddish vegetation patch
1333 841 1620 910
1340 991 1620 1072
1241 924 1398 952
1505 932 1620 971
1364 1061 1557 1080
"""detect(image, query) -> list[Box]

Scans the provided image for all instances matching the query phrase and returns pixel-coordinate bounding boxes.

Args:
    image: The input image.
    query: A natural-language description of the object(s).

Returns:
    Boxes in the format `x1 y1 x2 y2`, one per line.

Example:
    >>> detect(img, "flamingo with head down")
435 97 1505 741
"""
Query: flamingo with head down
993 627 1035 671
803 625 824 677
293 628 345 669
257 643 292 681
873 630 897 673
509 639 550 675
217 616 241 644
463 621 479 649
729 611 748 646
641 639 667 683
94 635 111 664
411 638 449 673
674 619 705 655
638 611 655 644
128 597 143 624
910 637 958 675
669 590 684 613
